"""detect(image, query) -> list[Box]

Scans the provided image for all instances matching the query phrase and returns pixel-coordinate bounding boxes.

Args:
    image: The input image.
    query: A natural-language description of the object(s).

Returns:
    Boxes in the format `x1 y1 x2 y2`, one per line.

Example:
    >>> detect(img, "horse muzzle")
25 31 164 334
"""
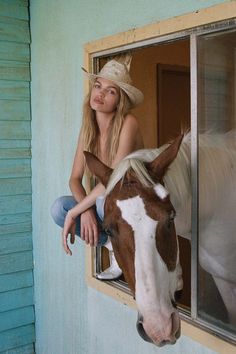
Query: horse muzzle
136 311 181 347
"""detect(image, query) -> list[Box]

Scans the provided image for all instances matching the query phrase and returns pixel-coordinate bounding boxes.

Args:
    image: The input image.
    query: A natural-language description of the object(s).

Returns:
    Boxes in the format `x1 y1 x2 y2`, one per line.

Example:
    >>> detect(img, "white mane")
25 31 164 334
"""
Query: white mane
105 131 236 216
105 133 191 210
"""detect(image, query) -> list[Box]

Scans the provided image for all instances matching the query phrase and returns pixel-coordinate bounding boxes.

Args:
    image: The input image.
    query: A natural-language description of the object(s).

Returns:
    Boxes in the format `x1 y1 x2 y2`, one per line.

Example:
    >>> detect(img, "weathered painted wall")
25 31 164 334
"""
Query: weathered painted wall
0 0 35 352
30 1 229 353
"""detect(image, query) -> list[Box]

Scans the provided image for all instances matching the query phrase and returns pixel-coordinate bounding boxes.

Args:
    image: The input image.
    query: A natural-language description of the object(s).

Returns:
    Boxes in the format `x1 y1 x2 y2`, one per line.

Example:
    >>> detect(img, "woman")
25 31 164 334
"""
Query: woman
51 58 144 280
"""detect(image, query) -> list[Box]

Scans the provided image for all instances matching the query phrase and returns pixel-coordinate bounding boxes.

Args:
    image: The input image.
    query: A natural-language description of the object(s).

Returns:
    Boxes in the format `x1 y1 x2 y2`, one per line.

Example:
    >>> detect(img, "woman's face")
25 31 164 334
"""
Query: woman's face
90 77 120 114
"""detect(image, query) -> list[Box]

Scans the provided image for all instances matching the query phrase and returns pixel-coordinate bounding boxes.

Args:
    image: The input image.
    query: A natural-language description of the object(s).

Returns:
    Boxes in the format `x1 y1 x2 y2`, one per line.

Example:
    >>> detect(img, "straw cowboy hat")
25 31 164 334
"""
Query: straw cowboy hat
82 59 144 108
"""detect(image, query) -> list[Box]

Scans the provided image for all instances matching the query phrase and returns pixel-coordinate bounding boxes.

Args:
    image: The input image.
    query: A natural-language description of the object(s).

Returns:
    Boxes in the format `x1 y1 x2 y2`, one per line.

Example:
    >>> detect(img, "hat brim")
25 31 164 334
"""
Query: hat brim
82 67 144 108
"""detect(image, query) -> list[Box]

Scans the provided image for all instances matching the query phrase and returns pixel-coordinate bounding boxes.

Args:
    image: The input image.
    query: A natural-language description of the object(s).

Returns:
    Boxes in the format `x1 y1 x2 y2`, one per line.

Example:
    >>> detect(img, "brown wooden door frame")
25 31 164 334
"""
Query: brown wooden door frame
157 64 190 146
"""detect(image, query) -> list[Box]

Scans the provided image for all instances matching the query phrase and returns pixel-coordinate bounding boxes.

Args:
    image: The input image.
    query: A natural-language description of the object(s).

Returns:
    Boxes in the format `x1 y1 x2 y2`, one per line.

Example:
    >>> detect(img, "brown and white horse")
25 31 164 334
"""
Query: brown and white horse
85 136 183 346
84 131 236 346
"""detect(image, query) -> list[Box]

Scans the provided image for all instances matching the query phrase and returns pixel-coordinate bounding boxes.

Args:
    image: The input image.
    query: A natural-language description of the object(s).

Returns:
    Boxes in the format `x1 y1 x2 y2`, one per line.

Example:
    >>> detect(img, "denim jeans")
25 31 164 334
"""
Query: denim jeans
51 195 108 246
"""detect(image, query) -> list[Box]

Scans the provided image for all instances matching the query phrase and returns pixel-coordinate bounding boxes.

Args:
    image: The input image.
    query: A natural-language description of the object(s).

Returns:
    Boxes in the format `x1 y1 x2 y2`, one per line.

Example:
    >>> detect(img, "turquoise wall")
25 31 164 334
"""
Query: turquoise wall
0 0 35 352
30 1 229 353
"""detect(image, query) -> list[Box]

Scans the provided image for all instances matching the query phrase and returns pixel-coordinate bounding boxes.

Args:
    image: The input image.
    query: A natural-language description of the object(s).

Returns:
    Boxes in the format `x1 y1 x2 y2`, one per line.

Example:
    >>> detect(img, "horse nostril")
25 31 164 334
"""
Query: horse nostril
159 340 168 347
174 289 182 302
136 313 153 343
171 299 177 309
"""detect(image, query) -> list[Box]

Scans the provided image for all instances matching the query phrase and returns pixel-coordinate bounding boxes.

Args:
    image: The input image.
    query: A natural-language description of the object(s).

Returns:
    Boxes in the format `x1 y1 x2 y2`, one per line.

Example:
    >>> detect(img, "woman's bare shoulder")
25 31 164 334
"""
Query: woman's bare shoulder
123 113 139 128
121 114 143 150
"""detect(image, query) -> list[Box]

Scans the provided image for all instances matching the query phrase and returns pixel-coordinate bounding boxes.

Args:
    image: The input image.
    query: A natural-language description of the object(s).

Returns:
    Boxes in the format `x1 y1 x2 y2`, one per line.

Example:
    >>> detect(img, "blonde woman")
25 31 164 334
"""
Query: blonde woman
51 59 144 280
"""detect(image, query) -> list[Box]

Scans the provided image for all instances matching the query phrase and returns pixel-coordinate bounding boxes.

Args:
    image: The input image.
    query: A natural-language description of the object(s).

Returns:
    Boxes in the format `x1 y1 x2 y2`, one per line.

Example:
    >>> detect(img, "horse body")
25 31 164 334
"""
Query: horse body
84 131 236 345
146 133 236 325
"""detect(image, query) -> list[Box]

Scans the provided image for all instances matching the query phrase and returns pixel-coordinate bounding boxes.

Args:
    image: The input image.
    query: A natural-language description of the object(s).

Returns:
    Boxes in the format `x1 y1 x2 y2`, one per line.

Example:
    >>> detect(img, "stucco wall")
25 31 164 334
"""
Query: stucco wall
30 1 228 353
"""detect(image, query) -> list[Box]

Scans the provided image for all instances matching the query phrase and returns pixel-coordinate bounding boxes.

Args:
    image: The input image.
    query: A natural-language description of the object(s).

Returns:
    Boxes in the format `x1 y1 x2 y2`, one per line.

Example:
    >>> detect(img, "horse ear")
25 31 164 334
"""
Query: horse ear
83 151 113 187
147 134 184 180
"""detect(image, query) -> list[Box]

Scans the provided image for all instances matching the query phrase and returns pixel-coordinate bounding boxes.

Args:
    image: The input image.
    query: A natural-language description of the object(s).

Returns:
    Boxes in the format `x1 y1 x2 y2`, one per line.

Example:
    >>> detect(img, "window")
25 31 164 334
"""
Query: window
197 29 236 339
85 4 236 349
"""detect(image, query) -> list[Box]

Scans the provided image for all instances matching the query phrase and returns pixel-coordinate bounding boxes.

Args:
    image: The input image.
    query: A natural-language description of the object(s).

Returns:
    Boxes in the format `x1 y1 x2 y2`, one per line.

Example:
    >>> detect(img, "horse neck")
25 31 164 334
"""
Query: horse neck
164 142 191 211
166 131 236 222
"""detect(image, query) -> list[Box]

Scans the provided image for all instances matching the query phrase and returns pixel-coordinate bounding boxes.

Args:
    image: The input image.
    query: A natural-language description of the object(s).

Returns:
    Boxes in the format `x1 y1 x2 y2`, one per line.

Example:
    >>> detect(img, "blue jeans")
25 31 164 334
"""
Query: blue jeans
51 195 108 246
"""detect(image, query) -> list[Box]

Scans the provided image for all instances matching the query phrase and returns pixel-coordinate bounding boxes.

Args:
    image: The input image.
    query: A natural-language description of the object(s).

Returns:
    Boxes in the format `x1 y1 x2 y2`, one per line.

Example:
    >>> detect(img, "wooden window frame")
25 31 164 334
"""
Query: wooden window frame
83 3 236 353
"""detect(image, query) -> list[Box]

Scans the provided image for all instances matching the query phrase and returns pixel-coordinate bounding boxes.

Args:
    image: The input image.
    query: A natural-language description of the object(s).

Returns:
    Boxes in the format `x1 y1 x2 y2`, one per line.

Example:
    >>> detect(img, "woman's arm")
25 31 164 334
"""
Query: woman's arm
68 183 105 219
63 133 103 253
62 183 105 254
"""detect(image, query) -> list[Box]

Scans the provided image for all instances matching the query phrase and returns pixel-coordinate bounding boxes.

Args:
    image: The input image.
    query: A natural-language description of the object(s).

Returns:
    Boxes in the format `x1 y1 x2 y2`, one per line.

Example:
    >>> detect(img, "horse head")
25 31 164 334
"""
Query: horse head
84 134 184 346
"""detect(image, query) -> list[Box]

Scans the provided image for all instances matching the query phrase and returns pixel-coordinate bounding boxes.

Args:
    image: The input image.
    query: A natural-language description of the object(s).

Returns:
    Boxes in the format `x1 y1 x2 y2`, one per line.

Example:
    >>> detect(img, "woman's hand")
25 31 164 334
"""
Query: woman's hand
62 210 76 255
62 208 99 255
80 208 99 246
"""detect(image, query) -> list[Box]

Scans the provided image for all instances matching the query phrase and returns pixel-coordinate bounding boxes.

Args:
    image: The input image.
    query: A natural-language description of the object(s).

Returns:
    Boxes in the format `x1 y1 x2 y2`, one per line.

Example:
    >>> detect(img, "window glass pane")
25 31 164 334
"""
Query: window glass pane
198 29 236 335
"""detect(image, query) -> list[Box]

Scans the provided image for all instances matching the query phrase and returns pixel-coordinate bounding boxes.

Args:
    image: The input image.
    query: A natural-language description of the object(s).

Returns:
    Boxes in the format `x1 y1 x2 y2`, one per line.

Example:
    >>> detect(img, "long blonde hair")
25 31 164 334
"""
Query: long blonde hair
80 80 131 168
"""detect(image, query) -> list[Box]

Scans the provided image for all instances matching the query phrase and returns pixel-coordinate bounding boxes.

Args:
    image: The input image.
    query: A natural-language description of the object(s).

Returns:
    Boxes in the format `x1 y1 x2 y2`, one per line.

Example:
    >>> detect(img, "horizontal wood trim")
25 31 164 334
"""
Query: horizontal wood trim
0 221 31 235
1 343 34 354
0 42 29 62
0 306 34 332
0 60 30 81
0 17 30 44
0 121 31 140
0 99 31 121
182 321 236 354
0 251 33 275
0 140 30 149
0 271 33 293
0 178 31 196
0 287 34 312
0 212 31 227
0 159 31 178
0 0 28 7
0 234 32 255
0 324 35 352
87 276 136 309
0 148 31 159
0 2 28 21
84 2 236 55
0 80 30 100
0 195 31 215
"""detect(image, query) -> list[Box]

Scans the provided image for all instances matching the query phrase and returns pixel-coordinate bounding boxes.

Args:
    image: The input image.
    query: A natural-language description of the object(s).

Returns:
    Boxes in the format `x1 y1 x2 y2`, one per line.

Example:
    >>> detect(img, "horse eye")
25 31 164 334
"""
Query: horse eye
104 223 118 237
104 227 113 237
170 210 176 221
167 210 176 229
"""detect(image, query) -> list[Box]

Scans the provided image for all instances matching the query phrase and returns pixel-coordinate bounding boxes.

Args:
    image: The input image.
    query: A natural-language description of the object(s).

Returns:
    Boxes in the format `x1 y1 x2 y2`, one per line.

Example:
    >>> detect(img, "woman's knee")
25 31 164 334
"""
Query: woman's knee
51 196 77 227
51 197 65 226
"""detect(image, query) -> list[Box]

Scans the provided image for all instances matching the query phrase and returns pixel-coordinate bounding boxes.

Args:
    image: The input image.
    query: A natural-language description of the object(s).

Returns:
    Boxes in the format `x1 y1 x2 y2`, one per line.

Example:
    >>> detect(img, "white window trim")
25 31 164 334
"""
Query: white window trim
84 2 236 353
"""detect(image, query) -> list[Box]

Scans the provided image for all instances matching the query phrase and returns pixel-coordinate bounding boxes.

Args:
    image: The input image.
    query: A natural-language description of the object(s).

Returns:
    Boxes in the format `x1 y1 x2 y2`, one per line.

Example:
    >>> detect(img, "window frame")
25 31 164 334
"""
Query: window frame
84 3 236 352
